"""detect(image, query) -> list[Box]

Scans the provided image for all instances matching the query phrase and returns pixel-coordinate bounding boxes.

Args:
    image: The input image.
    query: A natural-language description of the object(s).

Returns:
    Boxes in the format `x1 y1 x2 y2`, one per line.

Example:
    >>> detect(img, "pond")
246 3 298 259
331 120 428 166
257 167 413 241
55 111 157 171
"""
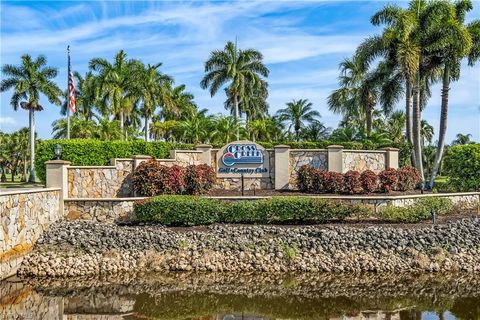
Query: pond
1 272 479 319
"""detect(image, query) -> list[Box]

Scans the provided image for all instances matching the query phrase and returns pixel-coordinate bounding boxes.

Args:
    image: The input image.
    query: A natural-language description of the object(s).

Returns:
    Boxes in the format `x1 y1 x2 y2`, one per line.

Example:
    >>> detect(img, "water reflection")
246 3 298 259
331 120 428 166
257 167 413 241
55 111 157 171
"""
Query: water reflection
1 272 480 319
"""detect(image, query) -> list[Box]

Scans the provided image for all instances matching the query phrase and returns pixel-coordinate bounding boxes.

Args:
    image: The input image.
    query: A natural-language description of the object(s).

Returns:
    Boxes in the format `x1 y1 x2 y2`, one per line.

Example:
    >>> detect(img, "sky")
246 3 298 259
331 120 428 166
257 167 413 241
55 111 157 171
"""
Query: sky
0 0 479 143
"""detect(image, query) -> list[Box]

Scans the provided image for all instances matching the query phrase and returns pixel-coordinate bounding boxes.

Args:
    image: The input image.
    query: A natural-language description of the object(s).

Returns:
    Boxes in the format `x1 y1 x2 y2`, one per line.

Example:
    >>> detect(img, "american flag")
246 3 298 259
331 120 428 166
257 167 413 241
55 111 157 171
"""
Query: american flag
67 46 76 113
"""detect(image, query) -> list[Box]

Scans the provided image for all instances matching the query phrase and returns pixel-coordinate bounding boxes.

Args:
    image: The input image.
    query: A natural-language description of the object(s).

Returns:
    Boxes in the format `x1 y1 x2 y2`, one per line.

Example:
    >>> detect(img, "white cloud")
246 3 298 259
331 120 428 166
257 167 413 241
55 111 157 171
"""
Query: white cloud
0 116 16 125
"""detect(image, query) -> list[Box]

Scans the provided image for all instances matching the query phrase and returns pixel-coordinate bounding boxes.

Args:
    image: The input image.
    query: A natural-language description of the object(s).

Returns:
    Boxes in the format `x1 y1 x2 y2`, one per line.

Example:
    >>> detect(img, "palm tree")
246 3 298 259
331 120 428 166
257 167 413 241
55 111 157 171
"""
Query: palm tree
51 116 97 139
89 50 138 140
161 84 196 121
420 119 434 146
211 115 244 144
0 54 62 182
385 110 406 144
276 99 320 141
300 121 332 141
330 126 358 142
328 57 379 134
452 133 474 145
200 41 269 139
428 0 479 188
95 118 122 140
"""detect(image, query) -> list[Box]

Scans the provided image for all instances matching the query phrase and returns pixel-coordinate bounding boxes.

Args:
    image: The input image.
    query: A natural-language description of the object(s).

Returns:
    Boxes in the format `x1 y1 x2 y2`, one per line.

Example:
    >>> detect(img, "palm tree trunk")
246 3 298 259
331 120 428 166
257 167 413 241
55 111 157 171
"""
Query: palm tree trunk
405 81 413 144
28 108 36 183
366 105 373 134
22 154 27 182
233 94 240 140
120 112 125 141
429 67 450 189
412 84 424 184
144 114 149 142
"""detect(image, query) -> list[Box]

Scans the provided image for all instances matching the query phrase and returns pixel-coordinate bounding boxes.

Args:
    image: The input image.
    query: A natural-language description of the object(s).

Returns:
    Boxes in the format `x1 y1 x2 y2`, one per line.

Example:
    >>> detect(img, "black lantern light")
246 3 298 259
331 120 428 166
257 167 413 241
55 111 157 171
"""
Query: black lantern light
54 144 62 160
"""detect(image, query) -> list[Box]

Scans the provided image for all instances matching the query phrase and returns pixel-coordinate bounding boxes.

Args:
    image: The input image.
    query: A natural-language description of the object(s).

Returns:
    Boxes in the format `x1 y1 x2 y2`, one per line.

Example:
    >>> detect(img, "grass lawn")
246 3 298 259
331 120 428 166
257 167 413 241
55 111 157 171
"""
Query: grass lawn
0 173 43 190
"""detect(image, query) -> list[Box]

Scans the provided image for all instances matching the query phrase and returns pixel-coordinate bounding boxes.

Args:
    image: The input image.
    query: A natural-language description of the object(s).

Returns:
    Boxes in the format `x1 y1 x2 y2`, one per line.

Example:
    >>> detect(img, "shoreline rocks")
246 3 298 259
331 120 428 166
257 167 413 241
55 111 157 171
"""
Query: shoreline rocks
18 218 480 277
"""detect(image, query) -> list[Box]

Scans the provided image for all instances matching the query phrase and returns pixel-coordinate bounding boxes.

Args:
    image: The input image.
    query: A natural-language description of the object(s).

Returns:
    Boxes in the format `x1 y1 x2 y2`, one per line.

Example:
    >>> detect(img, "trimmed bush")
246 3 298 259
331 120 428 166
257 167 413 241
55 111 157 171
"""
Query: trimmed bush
132 161 215 196
443 144 480 191
343 170 362 194
379 168 398 193
379 197 454 223
360 170 379 193
184 164 216 195
396 166 421 191
323 171 344 193
35 139 194 183
134 196 371 226
296 165 316 192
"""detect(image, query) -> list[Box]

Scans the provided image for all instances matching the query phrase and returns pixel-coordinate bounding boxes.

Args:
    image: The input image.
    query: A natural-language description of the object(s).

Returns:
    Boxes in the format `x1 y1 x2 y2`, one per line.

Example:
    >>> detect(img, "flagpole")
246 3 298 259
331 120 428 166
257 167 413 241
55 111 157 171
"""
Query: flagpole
67 45 71 140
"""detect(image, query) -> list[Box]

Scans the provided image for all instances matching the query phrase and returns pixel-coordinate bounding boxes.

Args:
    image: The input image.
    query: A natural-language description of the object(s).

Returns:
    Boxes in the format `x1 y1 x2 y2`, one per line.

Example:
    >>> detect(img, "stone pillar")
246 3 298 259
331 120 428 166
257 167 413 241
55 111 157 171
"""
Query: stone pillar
327 145 343 173
196 144 213 166
383 147 399 169
45 160 70 214
132 155 152 170
274 145 290 190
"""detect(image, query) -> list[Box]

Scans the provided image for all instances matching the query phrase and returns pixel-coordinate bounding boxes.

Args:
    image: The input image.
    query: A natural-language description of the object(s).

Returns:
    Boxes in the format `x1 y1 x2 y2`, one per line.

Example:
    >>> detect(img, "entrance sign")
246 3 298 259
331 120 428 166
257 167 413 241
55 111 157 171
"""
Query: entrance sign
216 140 270 178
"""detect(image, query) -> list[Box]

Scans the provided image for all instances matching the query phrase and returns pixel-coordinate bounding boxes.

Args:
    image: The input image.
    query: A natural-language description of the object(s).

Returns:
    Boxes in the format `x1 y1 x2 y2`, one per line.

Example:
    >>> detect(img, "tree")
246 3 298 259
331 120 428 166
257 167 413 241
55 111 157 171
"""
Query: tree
300 121 332 141
60 71 98 121
211 115 244 144
0 54 62 182
428 0 479 188
200 41 269 139
452 133 475 145
328 57 380 134
89 50 138 140
276 99 320 141
51 116 97 139
420 119 434 146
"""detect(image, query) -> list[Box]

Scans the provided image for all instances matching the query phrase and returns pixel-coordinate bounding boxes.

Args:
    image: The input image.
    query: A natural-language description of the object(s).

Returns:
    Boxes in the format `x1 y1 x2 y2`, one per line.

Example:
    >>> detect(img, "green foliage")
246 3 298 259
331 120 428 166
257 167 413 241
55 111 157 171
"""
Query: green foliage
134 196 371 226
379 198 454 223
35 139 194 183
443 144 480 191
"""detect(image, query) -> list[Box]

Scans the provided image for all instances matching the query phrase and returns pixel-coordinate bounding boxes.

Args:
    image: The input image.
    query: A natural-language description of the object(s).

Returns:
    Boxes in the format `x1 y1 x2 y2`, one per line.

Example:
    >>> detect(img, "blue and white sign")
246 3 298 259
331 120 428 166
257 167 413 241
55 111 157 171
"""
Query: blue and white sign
216 140 270 178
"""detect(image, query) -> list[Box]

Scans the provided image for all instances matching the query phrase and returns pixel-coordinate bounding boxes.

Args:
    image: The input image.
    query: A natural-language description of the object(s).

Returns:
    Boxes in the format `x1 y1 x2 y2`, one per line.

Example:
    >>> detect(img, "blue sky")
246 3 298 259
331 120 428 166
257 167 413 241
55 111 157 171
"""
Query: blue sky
1 0 479 142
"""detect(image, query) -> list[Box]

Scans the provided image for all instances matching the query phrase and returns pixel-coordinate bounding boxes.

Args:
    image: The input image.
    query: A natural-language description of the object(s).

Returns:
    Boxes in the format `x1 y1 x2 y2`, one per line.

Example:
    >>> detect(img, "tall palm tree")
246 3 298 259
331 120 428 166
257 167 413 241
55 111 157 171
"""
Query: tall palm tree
200 41 269 139
276 99 320 141
161 83 196 121
0 54 62 182
89 50 138 140
327 57 379 134
428 0 479 188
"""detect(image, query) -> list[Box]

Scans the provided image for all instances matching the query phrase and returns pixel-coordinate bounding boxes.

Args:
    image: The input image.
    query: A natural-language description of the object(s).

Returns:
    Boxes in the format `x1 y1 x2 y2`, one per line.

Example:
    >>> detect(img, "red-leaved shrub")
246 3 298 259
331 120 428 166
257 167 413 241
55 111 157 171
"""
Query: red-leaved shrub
184 164 216 195
163 165 185 194
132 160 168 196
297 165 316 192
379 168 398 192
343 170 362 194
360 170 378 193
323 171 344 193
396 166 421 191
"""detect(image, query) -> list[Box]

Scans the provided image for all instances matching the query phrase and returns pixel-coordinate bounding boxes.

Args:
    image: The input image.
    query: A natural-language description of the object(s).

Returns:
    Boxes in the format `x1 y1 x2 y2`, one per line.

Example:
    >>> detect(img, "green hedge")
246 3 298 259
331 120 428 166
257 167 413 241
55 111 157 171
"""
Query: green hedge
443 144 480 191
379 197 454 223
134 196 371 226
35 139 194 183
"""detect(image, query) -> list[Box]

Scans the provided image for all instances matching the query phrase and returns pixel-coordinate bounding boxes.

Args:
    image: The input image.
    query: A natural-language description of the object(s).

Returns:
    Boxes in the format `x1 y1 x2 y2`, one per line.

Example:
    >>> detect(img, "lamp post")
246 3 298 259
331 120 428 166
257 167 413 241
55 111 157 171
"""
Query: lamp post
54 144 62 160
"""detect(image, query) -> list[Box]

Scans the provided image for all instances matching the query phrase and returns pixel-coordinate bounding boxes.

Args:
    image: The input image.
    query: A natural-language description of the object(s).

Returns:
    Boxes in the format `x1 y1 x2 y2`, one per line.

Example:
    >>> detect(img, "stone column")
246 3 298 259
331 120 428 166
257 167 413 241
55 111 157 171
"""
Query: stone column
383 147 399 169
327 145 343 173
196 144 213 166
45 160 71 214
132 155 152 170
274 145 290 190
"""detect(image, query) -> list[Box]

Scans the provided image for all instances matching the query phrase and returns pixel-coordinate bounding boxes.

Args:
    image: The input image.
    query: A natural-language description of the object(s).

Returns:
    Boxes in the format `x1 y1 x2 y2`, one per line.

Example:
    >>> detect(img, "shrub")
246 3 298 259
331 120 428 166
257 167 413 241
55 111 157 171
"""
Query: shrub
360 170 378 193
379 168 398 192
132 161 215 196
296 165 316 192
134 196 371 226
343 170 362 194
35 139 194 183
443 144 480 191
379 197 453 223
396 166 421 191
323 171 344 193
184 164 216 195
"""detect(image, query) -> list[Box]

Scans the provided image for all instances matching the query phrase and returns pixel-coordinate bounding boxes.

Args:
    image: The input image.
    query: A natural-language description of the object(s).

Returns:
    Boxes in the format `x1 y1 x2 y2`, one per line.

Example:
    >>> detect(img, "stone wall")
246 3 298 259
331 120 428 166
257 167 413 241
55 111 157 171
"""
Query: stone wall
288 150 327 189
342 150 386 173
0 188 61 280
64 199 141 223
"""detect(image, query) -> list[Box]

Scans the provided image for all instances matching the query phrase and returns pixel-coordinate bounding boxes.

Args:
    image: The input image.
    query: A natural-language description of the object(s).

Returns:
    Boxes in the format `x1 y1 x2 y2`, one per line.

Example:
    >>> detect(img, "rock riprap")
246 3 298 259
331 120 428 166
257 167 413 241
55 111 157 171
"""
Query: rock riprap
18 218 480 277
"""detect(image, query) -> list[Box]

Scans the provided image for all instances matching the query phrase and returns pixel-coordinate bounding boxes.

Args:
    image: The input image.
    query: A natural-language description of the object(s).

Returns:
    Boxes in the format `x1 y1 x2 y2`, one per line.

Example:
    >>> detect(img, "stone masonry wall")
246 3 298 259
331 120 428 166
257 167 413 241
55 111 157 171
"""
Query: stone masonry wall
64 200 139 223
289 150 327 189
342 151 386 173
0 188 61 279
